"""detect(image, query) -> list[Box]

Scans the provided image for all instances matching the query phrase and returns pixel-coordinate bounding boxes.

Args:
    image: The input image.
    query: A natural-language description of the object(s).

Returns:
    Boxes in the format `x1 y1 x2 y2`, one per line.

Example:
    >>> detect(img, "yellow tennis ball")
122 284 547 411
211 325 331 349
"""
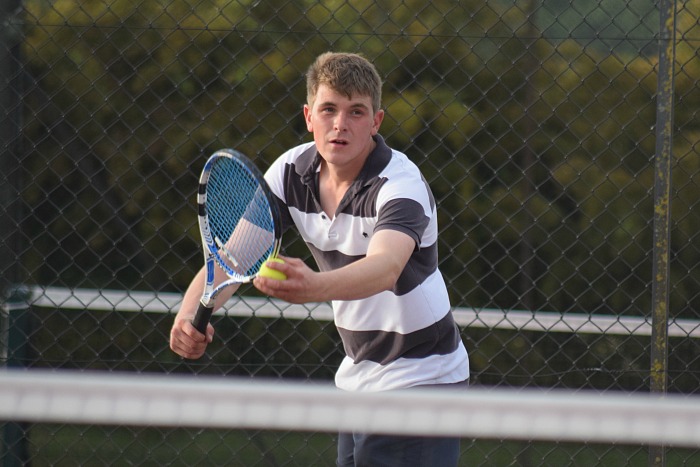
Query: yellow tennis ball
258 257 287 280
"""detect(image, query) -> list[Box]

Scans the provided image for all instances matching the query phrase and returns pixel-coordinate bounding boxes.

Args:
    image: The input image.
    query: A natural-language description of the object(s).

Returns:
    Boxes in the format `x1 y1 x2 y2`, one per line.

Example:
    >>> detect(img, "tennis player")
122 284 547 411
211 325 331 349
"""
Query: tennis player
170 52 470 466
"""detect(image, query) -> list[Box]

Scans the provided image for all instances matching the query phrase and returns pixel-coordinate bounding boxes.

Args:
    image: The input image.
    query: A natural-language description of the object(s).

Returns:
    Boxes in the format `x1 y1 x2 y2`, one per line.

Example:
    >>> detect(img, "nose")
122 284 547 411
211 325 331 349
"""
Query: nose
334 112 348 132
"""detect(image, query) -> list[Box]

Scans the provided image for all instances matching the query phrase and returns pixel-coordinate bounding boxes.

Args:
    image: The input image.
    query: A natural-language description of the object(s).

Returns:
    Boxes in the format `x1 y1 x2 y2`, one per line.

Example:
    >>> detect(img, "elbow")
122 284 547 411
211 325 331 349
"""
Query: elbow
381 264 405 292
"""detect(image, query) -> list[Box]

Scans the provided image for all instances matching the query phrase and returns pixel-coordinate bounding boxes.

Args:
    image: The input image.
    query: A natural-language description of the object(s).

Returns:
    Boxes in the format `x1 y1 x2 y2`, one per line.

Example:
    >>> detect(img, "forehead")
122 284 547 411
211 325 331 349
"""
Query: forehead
312 84 373 108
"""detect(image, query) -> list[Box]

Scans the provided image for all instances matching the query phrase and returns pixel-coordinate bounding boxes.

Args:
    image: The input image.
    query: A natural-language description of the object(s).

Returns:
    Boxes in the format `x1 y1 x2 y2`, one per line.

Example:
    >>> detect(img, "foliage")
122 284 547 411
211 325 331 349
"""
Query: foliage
17 0 699 318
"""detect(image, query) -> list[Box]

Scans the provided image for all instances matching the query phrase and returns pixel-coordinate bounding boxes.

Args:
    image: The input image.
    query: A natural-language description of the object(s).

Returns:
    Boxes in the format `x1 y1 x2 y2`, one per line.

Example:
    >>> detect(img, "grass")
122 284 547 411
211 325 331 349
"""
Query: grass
16 424 700 466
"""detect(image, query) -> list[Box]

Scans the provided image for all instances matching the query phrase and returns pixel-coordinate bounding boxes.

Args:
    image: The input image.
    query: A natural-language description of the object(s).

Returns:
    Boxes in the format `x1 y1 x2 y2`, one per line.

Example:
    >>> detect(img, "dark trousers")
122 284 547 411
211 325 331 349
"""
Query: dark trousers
336 380 468 467
337 431 461 467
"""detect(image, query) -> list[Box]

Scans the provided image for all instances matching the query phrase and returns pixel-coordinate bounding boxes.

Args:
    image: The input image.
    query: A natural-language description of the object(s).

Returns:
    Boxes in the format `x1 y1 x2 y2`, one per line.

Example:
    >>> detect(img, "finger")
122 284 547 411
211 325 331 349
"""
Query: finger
171 338 206 360
180 319 209 341
170 325 207 356
253 276 282 295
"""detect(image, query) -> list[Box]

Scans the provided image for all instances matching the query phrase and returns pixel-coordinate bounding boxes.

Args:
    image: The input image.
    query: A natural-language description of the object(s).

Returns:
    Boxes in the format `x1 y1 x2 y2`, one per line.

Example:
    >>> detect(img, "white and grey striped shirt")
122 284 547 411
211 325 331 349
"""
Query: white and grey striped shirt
265 135 469 392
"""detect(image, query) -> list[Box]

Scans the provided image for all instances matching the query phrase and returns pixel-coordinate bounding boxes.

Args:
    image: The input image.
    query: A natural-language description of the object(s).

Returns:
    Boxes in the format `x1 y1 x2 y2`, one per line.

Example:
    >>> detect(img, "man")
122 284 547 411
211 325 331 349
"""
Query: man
170 52 469 466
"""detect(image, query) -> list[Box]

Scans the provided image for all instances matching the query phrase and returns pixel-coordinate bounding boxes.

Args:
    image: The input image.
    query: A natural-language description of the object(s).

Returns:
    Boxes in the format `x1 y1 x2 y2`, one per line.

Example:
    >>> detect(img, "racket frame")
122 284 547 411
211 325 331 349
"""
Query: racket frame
192 149 282 333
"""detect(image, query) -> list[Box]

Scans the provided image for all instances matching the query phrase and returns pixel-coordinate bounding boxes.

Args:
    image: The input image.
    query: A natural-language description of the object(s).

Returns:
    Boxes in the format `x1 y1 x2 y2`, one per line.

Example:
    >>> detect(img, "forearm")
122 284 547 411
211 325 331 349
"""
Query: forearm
176 265 240 321
314 253 404 302
253 230 416 305
305 229 415 302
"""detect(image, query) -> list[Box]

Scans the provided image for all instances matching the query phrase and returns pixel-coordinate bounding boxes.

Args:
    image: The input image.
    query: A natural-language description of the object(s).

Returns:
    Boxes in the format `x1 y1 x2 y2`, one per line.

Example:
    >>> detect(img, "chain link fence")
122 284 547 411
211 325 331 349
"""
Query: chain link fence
1 0 699 465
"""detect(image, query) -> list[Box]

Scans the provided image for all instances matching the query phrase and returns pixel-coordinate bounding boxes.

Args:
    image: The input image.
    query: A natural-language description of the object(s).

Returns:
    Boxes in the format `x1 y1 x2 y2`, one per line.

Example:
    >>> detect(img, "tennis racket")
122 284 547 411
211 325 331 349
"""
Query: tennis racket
191 148 282 334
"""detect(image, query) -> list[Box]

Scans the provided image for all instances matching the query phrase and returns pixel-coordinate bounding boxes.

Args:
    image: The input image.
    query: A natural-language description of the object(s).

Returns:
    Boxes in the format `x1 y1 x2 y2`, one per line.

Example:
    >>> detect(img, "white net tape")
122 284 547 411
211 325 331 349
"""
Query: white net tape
1 369 700 448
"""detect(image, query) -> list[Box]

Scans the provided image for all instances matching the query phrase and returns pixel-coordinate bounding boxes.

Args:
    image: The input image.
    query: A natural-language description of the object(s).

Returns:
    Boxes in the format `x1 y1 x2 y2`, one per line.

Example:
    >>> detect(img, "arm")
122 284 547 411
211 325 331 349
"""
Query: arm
253 229 415 303
169 264 240 359
170 215 271 359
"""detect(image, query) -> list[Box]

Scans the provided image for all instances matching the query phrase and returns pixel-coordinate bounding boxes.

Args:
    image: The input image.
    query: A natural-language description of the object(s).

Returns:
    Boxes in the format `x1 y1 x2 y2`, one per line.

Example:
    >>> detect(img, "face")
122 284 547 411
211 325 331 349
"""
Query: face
304 84 384 174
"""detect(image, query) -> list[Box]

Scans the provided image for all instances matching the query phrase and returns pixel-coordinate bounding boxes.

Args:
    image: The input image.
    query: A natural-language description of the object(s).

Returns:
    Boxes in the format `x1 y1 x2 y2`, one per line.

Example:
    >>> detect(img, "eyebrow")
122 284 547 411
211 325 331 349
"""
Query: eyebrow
318 100 370 110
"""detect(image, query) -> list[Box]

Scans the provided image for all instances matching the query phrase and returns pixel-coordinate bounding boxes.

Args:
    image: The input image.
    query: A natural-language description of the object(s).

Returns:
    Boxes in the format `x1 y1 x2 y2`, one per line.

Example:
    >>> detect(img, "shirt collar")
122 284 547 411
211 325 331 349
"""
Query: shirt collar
297 134 392 188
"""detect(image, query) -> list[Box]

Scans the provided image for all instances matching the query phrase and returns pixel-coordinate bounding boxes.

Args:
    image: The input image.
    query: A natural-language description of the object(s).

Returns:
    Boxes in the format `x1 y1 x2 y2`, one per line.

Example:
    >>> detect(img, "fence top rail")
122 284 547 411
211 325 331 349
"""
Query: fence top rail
11 285 698 338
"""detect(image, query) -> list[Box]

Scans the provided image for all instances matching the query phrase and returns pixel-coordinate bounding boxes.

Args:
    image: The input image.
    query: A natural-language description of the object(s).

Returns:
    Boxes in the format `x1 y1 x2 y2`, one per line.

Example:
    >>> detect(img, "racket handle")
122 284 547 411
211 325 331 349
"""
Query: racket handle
192 303 213 334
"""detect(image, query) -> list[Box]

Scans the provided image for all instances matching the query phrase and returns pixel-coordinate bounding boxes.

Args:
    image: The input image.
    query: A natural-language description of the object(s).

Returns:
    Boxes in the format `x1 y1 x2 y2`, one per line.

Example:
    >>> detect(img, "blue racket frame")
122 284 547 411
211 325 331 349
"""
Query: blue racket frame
192 149 282 333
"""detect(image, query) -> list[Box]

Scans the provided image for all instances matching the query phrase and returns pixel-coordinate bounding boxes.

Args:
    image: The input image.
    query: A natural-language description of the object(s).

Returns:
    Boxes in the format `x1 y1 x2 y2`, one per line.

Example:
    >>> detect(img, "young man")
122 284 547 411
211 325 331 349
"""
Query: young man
170 52 469 466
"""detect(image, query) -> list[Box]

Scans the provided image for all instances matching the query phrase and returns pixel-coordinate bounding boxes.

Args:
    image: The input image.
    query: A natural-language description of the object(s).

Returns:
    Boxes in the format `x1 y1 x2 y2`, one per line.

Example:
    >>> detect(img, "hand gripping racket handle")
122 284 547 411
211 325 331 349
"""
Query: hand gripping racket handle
192 302 213 334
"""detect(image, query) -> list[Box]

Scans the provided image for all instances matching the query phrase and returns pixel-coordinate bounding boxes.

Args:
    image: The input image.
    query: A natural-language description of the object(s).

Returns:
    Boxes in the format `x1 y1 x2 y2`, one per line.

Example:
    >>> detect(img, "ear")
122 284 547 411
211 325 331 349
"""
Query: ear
371 109 384 135
303 104 313 132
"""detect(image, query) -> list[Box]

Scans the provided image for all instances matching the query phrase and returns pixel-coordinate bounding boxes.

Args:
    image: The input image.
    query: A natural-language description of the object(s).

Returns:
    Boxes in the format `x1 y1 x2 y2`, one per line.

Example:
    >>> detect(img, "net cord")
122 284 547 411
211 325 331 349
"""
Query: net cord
1 369 699 448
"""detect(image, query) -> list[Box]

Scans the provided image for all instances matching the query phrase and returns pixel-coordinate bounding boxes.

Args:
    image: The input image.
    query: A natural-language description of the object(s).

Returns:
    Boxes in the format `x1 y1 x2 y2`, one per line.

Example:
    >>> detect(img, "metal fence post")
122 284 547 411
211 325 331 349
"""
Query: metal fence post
1 286 32 467
0 0 22 296
1 3 27 465
649 0 677 465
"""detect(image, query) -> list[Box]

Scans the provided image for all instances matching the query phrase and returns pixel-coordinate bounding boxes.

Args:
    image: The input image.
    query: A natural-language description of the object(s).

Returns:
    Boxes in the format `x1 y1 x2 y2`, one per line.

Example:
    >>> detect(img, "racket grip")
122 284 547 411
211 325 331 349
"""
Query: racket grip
192 303 213 334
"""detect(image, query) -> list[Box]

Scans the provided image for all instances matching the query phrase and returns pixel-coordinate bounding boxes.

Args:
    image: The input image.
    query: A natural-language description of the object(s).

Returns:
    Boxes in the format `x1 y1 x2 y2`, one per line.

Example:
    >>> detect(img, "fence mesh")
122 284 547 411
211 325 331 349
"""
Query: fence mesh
1 0 699 465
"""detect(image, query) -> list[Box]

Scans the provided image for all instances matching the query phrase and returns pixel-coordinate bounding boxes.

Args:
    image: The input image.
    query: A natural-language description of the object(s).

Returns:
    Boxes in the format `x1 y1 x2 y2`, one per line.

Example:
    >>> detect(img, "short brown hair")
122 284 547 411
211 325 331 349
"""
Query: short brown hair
306 52 382 113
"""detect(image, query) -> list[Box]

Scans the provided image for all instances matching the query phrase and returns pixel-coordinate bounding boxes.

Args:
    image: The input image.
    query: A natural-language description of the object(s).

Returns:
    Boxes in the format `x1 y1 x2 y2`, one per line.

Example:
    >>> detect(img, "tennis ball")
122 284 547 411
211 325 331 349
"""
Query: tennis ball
258 257 287 280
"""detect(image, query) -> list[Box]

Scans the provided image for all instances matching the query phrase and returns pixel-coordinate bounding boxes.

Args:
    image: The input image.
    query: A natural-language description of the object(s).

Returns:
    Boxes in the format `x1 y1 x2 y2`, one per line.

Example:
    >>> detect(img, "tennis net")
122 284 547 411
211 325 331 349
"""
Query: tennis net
1 369 700 466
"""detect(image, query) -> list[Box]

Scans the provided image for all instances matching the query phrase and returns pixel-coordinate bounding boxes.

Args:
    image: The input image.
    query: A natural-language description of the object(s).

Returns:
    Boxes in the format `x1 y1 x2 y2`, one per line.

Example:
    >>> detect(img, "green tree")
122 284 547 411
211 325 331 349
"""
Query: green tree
17 0 700 322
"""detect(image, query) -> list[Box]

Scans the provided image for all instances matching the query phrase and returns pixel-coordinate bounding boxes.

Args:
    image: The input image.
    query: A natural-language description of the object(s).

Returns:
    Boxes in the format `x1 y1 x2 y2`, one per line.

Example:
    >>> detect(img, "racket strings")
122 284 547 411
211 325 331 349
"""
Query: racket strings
206 159 275 279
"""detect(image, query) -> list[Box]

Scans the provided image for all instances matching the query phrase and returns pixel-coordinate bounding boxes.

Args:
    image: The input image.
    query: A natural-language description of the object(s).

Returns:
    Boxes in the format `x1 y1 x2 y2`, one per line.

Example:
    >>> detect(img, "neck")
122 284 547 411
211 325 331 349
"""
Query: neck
323 137 376 183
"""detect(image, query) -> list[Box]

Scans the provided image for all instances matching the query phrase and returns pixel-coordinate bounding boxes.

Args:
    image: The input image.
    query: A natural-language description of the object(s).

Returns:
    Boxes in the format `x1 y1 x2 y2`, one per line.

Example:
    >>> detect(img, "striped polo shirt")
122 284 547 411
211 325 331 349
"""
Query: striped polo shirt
264 135 469 391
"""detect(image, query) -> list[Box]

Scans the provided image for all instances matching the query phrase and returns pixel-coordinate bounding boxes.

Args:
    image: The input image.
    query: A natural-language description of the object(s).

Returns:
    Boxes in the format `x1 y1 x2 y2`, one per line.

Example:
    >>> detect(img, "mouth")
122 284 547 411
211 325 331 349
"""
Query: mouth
330 138 349 146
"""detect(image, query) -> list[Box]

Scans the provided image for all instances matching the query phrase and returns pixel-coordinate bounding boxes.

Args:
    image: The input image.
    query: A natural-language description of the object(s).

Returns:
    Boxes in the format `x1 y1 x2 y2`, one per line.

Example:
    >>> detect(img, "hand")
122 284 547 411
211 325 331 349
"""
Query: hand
169 316 214 360
253 256 323 304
